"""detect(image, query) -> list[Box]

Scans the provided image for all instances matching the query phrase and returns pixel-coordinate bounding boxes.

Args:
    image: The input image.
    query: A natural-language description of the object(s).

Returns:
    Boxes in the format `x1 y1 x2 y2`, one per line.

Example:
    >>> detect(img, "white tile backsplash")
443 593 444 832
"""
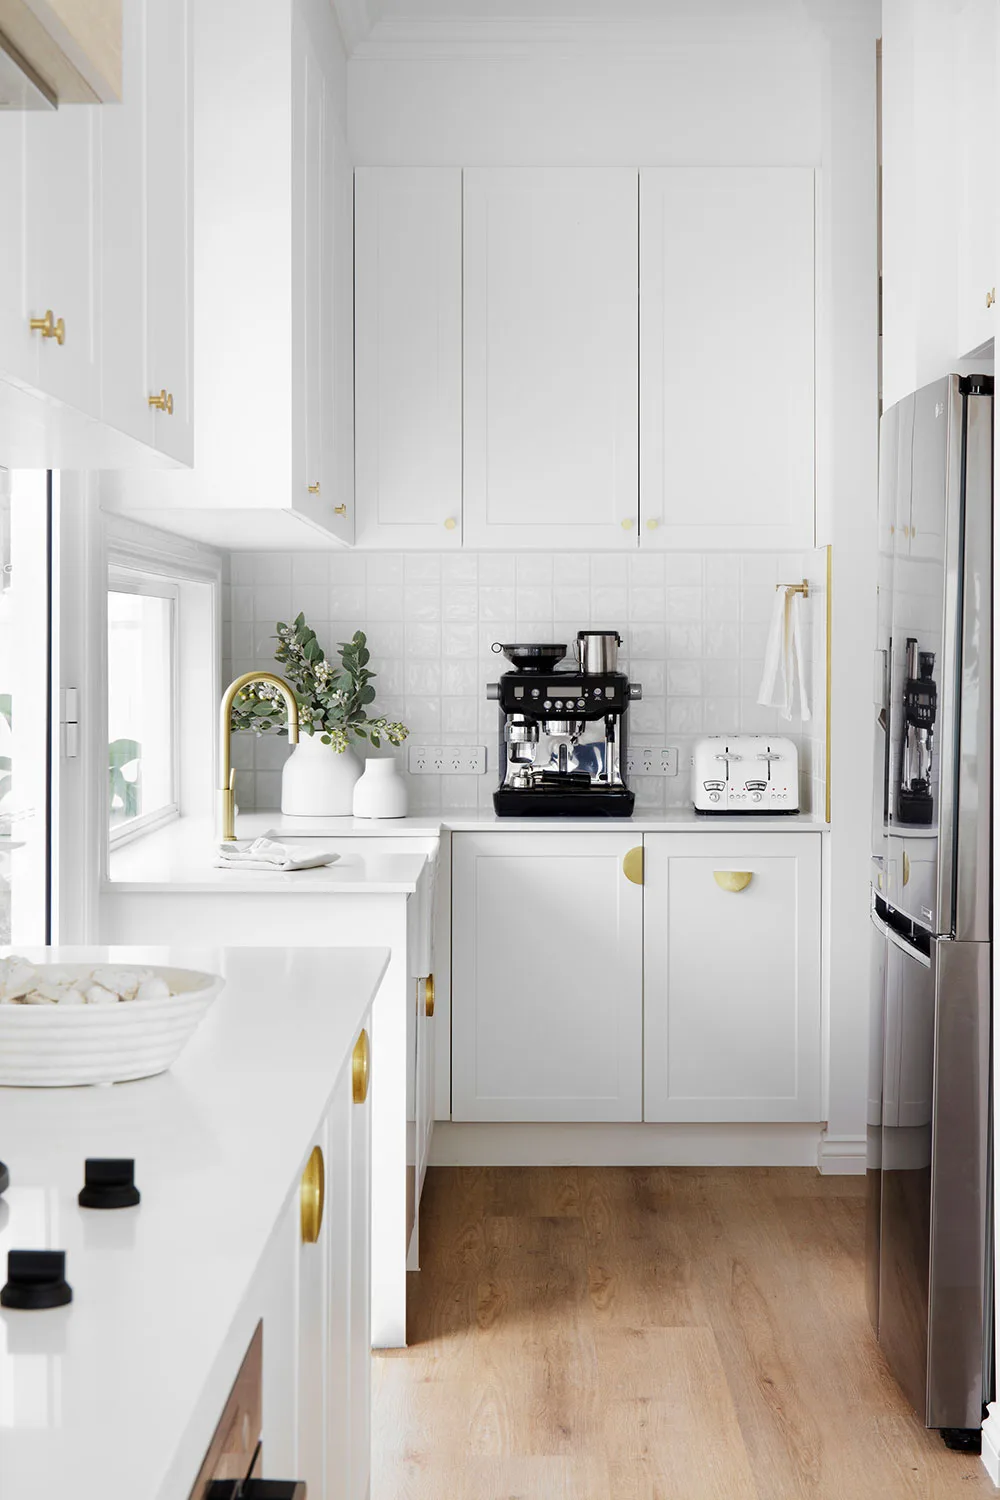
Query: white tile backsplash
222 548 820 814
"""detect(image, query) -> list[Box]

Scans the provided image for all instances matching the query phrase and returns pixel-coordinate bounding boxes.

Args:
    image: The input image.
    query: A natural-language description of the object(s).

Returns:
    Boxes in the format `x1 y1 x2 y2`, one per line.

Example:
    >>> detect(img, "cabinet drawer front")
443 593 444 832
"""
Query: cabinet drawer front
452 832 643 1122
643 833 822 1122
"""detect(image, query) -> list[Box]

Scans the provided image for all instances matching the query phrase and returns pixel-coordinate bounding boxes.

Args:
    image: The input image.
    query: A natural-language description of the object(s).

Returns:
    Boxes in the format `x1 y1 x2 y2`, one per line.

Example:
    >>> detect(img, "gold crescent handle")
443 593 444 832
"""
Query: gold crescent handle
424 975 435 1018
353 1027 371 1104
300 1145 325 1244
714 870 753 893
902 851 910 886
623 846 644 885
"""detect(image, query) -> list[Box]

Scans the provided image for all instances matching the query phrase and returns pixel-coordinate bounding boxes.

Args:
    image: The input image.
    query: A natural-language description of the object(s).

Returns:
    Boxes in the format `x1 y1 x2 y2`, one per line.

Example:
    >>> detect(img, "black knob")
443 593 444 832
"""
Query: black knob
206 1485 306 1500
1 1249 72 1309
79 1159 140 1210
0 1161 8 1197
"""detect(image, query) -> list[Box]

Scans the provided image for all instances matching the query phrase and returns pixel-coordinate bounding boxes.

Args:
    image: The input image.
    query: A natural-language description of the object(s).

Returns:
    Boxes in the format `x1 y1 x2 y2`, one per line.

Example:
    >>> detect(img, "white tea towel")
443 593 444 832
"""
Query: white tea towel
214 837 340 872
757 588 811 722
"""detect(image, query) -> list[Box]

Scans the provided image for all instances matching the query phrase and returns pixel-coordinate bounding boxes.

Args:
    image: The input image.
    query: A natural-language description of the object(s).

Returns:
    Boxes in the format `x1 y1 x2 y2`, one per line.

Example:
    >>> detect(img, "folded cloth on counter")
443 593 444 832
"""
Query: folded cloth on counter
757 587 811 723
213 837 340 872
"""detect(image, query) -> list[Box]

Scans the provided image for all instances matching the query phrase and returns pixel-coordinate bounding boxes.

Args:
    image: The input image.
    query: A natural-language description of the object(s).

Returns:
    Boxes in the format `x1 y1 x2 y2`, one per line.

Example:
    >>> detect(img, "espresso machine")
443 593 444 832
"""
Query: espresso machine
486 633 641 816
897 636 937 826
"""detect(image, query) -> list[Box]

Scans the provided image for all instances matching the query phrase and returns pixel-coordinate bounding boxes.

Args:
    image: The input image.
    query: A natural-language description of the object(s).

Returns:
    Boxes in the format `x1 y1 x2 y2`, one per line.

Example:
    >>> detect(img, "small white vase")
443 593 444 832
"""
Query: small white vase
352 756 408 819
281 735 362 817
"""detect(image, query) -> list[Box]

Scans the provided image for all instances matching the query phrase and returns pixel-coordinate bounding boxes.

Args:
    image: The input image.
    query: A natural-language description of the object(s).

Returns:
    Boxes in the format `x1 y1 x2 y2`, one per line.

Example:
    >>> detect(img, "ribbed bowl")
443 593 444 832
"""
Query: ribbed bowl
0 966 224 1087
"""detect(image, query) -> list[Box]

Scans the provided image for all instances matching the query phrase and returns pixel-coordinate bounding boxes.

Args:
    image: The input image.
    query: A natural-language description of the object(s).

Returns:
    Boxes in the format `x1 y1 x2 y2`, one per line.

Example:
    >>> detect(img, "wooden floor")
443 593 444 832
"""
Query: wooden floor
372 1166 996 1499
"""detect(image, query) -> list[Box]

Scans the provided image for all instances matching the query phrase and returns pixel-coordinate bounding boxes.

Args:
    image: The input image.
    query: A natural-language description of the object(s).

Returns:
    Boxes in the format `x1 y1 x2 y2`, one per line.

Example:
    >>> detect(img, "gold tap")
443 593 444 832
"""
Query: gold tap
219 672 299 841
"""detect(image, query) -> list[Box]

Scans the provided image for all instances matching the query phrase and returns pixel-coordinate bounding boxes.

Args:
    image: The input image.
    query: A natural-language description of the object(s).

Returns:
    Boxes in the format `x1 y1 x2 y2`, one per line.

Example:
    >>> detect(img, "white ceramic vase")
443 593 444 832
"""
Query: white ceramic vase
352 756 408 819
281 734 361 817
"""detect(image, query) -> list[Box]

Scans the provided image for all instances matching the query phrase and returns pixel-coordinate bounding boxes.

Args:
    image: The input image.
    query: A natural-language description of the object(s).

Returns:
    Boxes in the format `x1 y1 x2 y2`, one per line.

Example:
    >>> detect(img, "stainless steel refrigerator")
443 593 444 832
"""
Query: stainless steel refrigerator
867 372 993 1446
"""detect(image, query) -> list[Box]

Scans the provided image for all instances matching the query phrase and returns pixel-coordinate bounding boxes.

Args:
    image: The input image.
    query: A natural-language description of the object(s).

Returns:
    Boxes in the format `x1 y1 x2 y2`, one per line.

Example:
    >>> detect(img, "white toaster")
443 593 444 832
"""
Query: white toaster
692 735 799 814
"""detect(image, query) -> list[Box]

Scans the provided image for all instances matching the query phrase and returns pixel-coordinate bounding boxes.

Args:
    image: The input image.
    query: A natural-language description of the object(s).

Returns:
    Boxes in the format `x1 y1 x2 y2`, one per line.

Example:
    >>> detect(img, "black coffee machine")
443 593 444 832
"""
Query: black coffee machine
486 636 641 817
897 635 937 825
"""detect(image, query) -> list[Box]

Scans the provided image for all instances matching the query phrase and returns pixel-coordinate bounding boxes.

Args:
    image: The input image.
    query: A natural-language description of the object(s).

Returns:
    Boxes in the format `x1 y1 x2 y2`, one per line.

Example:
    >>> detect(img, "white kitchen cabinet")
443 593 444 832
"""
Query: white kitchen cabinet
347 1026 373 1500
955 0 997 356
355 168 463 549
452 831 643 1121
643 832 822 1122
298 1125 329 1500
103 0 353 546
463 168 640 550
639 167 816 550
416 974 436 1195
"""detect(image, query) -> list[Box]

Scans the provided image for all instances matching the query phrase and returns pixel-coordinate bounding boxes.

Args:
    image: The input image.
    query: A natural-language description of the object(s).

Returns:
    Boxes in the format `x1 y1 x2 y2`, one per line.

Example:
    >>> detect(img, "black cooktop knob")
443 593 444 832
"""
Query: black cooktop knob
79 1158 140 1210
1 1249 72 1309
0 1162 8 1197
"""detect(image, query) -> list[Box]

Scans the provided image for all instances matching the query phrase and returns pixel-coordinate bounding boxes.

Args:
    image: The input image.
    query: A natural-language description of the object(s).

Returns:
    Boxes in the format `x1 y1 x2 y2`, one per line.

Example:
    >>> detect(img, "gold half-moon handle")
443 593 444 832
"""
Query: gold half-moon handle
300 1145 325 1244
714 870 753 893
902 851 910 886
623 846 644 885
353 1027 371 1104
424 975 435 1018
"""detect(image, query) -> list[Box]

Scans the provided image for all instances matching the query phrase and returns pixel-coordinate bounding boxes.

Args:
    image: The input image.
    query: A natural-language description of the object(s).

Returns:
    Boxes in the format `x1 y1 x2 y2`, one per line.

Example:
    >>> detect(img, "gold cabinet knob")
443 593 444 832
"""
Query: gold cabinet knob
352 1027 370 1104
987 287 996 308
300 1145 325 1244
334 504 347 516
646 518 660 530
29 310 64 345
623 846 644 885
444 517 457 531
308 482 321 494
148 389 174 414
621 517 635 531
424 975 435 1018
714 870 753 893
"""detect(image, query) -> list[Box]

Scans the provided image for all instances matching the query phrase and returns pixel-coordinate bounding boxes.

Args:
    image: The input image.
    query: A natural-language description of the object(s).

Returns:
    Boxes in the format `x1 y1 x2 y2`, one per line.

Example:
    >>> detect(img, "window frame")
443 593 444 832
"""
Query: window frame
106 565 181 849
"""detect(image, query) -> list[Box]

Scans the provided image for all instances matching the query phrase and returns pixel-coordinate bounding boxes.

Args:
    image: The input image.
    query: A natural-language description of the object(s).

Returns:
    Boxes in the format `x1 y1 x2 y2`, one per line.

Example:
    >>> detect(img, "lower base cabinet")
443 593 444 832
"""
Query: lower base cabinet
451 830 822 1126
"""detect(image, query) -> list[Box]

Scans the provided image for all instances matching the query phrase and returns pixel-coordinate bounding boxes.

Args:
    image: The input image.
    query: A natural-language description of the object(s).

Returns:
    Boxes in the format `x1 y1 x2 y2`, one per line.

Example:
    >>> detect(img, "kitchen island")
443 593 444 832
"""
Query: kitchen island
0 945 387 1500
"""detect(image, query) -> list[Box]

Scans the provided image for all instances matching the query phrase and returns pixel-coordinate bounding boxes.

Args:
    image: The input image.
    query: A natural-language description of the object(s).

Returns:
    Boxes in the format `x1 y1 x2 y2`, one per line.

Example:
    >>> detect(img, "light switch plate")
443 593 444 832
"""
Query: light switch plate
626 747 679 777
408 745 487 775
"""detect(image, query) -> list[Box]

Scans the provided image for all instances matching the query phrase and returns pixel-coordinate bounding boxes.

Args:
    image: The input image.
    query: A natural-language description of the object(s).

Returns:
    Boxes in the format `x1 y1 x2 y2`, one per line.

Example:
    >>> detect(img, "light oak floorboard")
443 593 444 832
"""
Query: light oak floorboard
372 1167 995 1499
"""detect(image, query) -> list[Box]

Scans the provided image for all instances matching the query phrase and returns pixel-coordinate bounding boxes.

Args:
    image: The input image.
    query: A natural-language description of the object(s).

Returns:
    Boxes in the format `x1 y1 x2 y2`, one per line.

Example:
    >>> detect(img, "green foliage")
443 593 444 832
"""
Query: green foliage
229 616 408 753
109 737 142 820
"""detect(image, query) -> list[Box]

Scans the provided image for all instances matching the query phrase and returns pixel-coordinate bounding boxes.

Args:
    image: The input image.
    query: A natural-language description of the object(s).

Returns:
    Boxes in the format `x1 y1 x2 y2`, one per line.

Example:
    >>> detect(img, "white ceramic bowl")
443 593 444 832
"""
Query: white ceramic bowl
0 965 224 1087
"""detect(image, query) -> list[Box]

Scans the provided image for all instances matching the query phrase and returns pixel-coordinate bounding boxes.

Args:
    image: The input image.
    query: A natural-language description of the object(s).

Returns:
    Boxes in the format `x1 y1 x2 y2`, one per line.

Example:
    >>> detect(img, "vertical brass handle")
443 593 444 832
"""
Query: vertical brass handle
424 975 435 1018
148 389 174 414
714 871 753 893
353 1027 370 1104
623 846 644 885
308 482 321 494
30 310 65 345
300 1145 325 1244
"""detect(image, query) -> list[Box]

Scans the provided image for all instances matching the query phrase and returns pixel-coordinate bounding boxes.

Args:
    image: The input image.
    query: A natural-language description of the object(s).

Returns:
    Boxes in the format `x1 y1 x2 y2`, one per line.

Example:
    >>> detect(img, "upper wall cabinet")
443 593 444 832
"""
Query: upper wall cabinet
463 168 640 550
955 0 997 357
104 0 353 548
639 167 816 551
0 0 192 467
354 168 462 549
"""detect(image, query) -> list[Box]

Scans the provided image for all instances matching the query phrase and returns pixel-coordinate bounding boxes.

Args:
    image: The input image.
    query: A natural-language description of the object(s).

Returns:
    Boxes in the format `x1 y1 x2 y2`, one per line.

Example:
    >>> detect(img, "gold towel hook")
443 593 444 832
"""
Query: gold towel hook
776 579 809 599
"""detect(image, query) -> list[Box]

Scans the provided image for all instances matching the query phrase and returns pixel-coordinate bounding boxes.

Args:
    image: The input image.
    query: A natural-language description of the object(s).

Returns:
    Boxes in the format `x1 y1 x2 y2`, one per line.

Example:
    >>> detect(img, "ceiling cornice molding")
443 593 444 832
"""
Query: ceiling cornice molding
332 0 375 53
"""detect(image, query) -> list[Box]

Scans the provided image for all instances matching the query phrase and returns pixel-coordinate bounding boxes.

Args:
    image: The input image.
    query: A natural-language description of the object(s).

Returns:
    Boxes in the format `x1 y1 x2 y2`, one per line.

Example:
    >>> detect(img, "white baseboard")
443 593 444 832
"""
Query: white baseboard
816 1132 867 1175
981 1405 1000 1487
429 1121 823 1168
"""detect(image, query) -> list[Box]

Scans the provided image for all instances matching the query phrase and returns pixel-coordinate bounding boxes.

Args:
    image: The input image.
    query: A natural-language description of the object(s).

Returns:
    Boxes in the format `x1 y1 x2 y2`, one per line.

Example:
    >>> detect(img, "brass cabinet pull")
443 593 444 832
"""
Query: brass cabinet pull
148 389 174 414
714 870 753 893
334 504 347 516
902 851 910 886
424 975 435 1018
623 846 644 885
987 287 996 308
352 1027 370 1104
308 482 321 494
30 310 64 345
444 517 457 531
300 1145 325 1244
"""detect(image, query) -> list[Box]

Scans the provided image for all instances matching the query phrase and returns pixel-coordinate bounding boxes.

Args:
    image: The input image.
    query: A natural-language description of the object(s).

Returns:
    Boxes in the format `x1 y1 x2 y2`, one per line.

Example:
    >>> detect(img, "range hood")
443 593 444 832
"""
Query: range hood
0 0 121 109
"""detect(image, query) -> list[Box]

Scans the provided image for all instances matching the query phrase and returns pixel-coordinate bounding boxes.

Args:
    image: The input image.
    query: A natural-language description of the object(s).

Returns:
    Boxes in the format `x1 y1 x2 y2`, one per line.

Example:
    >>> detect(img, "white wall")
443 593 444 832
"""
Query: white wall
345 2 879 1160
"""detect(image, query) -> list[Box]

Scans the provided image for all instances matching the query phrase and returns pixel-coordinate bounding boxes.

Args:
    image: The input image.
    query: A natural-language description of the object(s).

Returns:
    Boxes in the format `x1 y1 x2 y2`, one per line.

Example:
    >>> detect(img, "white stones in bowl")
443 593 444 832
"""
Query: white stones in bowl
0 958 176 1008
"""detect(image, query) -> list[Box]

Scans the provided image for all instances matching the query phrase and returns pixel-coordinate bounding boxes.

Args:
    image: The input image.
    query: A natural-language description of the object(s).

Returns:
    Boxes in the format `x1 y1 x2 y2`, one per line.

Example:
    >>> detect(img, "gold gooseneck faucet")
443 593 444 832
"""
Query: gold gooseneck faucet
219 672 300 841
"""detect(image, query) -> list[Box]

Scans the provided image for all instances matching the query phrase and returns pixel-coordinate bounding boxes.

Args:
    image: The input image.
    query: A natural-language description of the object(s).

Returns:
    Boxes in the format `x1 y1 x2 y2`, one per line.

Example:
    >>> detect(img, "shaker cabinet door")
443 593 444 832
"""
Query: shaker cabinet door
463 168 639 550
639 167 815 550
643 832 822 1122
354 167 463 548
452 832 643 1122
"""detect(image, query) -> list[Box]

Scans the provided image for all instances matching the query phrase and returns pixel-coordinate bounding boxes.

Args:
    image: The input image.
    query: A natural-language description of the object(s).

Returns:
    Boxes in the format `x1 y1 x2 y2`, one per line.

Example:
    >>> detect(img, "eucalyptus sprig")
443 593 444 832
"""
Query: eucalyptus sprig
230 616 408 752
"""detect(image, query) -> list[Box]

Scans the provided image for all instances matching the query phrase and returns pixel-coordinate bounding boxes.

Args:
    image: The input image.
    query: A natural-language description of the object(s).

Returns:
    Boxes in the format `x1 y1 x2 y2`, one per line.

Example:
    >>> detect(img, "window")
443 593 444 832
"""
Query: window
107 571 179 842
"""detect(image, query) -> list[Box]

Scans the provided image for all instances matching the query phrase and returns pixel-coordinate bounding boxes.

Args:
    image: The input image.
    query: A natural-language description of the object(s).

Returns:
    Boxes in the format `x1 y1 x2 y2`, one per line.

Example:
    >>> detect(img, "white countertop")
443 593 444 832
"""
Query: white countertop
246 809 825 835
108 818 433 893
0 944 389 1500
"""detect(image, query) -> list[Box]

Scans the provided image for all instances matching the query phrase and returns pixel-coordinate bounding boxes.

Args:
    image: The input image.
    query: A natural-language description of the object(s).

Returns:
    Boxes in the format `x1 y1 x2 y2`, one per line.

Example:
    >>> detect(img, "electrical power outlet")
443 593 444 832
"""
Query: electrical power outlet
626 747 679 777
408 745 487 775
